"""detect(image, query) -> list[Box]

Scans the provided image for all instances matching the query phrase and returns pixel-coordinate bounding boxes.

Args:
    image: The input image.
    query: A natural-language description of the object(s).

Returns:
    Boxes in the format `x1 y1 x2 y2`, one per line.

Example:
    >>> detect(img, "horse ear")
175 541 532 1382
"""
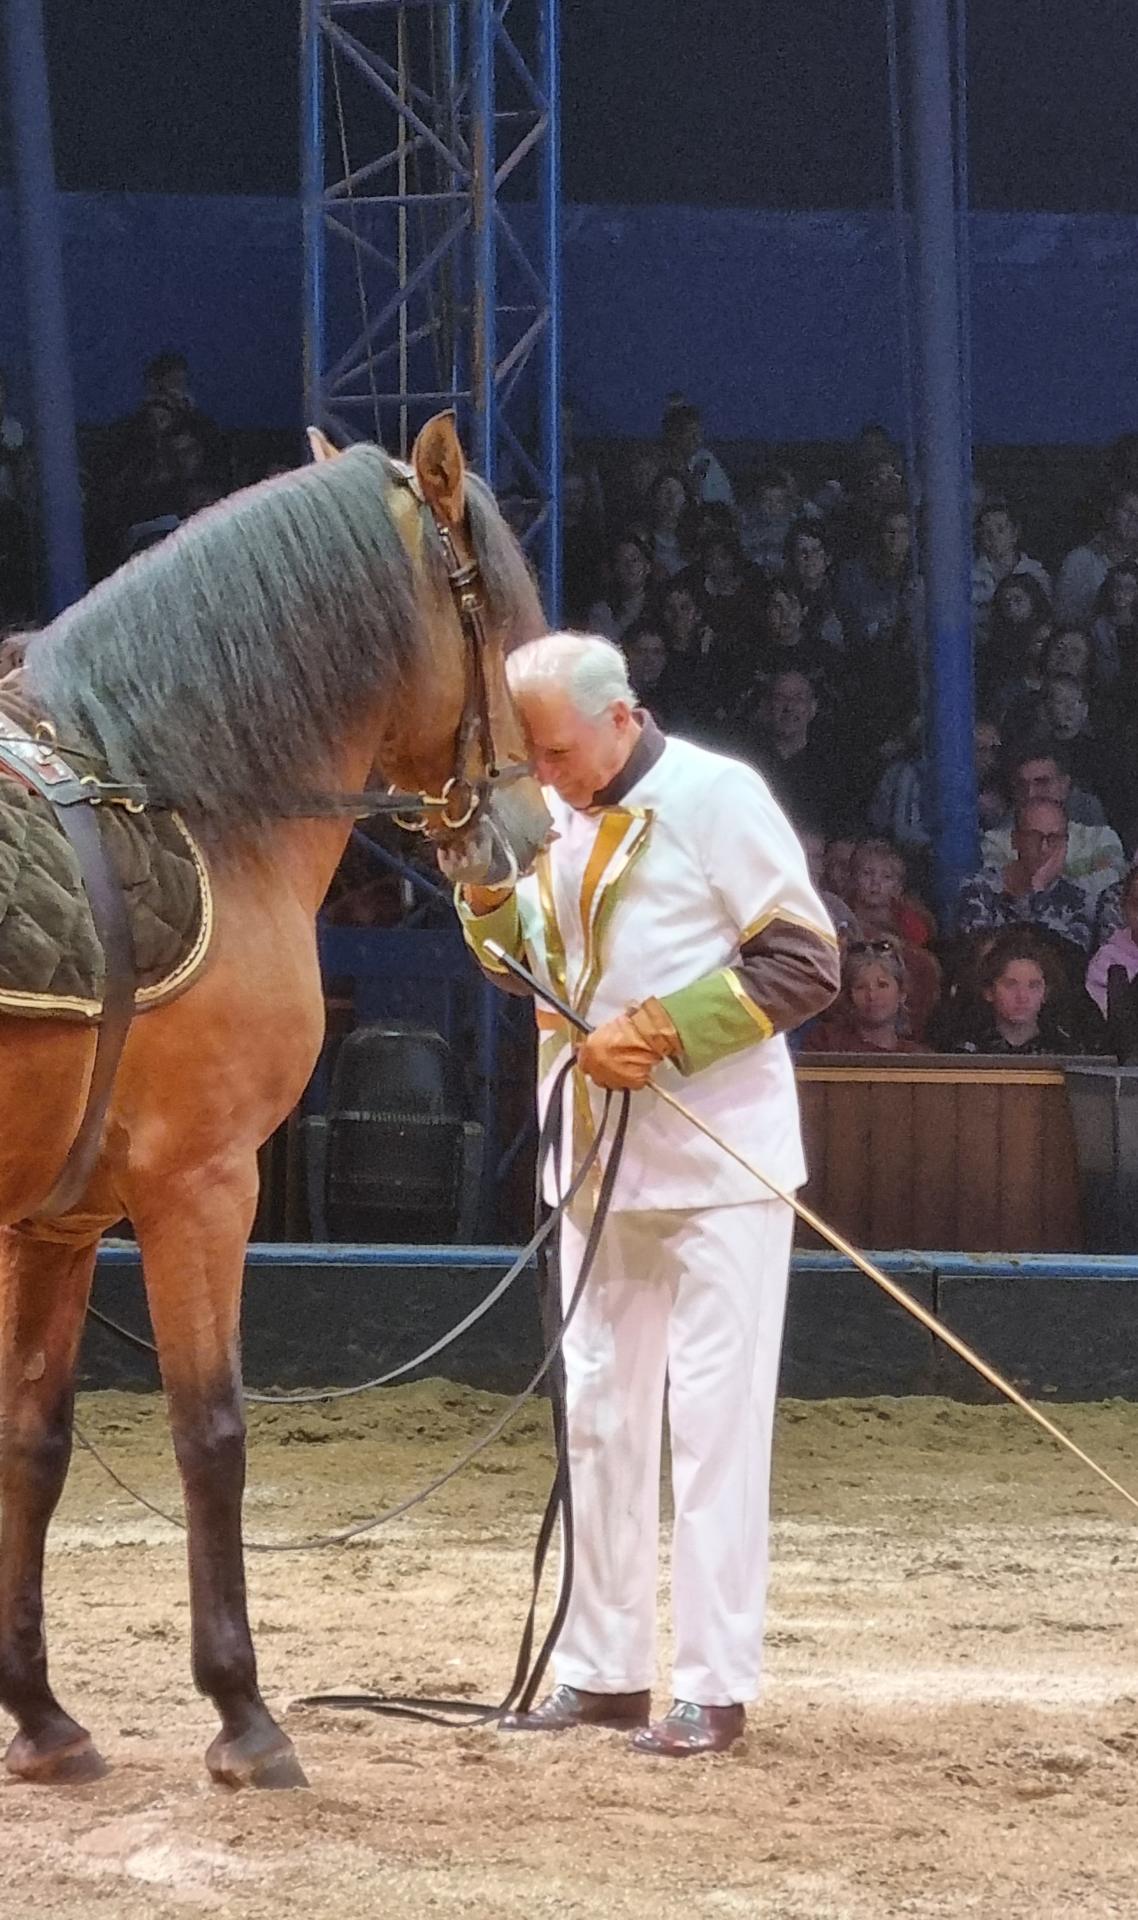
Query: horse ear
412 411 466 525
307 427 340 464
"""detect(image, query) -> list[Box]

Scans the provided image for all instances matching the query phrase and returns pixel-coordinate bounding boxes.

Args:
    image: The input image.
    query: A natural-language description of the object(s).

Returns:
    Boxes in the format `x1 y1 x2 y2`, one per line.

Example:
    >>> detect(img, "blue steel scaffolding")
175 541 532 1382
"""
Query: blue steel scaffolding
300 0 562 619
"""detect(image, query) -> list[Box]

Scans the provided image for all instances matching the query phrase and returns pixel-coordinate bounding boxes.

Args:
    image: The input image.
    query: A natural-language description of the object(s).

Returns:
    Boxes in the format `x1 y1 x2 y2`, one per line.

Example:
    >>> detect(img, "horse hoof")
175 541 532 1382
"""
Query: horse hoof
206 1729 309 1791
4 1729 108 1785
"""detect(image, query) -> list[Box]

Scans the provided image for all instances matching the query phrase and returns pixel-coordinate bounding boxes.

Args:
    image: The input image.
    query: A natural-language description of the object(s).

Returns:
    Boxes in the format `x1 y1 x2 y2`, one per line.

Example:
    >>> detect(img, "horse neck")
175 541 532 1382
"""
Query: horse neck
258 705 397 917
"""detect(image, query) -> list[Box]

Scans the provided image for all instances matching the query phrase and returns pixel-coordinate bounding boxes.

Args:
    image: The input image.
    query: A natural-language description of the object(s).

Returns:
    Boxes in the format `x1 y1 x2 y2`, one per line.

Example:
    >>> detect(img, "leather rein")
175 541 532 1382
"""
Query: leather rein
0 470 523 1220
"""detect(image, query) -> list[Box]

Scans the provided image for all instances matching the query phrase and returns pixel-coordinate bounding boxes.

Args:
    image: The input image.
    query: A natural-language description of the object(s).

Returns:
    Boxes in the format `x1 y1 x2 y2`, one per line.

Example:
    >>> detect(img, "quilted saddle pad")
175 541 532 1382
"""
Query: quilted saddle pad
0 769 213 1023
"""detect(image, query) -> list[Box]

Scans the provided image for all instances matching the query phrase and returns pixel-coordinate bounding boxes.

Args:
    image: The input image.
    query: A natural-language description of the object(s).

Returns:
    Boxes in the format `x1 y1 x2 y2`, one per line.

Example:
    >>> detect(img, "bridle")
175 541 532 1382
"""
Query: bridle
376 462 532 839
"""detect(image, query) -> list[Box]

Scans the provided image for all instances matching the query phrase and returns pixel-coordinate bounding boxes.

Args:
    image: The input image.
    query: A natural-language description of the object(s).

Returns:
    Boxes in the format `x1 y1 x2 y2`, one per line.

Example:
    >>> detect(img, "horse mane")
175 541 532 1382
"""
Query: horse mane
25 444 545 849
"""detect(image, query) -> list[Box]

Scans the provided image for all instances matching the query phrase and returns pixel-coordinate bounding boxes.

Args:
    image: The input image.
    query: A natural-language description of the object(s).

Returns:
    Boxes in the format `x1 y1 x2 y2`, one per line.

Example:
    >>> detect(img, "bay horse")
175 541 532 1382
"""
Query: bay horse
0 415 550 1788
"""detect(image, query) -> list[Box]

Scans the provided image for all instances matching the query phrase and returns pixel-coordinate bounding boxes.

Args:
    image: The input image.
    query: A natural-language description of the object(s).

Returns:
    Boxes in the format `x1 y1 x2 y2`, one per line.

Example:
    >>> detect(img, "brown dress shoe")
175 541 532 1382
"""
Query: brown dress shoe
500 1684 651 1733
631 1700 745 1757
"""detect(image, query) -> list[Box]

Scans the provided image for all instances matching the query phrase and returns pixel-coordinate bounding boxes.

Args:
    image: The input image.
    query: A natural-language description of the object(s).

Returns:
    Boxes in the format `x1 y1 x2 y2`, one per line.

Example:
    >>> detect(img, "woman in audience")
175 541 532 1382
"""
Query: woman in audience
1086 866 1138 1013
586 532 652 641
1089 563 1138 692
980 572 1053 728
802 937 921 1055
941 928 1092 1056
642 470 691 581
783 520 846 652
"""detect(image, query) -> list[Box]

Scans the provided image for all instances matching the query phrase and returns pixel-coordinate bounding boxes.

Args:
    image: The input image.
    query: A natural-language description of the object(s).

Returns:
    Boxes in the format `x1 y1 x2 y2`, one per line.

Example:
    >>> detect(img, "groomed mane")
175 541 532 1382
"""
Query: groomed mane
26 444 544 850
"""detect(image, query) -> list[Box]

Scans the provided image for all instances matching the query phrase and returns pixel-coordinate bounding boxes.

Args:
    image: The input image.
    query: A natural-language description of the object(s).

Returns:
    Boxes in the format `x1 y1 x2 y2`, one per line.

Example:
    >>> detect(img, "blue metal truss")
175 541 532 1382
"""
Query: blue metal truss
301 0 562 617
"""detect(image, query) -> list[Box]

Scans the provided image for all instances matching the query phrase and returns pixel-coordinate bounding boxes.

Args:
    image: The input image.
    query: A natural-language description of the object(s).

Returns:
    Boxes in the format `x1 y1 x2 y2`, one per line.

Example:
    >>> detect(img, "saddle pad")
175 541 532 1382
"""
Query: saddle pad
0 772 213 1022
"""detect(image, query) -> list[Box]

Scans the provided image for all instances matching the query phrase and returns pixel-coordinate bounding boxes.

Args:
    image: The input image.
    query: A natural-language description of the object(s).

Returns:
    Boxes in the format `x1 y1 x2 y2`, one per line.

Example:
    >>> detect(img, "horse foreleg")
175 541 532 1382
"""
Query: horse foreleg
0 1223 106 1783
130 1158 306 1790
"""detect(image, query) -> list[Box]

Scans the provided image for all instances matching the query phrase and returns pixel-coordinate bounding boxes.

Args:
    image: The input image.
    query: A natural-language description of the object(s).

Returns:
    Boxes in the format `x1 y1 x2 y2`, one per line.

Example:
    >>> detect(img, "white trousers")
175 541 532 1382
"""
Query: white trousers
552 1199 793 1707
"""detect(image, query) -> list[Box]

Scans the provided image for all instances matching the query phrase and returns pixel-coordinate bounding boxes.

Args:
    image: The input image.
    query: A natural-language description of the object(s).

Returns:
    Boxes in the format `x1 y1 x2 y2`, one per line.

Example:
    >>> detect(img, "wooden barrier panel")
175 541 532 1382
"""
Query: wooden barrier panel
794 1055 1085 1253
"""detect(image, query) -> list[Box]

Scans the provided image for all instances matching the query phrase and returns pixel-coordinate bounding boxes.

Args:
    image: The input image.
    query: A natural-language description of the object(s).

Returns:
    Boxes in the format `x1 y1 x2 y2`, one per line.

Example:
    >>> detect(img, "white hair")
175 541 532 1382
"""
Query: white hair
506 630 635 720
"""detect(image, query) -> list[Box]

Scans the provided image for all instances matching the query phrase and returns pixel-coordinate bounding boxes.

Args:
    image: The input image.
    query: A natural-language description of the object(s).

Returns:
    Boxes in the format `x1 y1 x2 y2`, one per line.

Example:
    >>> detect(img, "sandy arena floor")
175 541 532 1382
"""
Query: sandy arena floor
2 1385 1138 1918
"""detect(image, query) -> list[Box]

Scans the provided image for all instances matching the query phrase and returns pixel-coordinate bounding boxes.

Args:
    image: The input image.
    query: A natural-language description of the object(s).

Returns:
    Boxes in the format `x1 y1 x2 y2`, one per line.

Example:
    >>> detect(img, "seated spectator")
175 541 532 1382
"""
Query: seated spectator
826 424 907 560
738 467 801 574
752 579 834 688
561 401 606 541
835 507 918 651
562 467 605 624
1055 483 1138 626
801 828 860 943
866 718 930 853
1036 673 1102 795
802 936 922 1055
823 835 857 904
783 519 846 652
941 928 1095 1056
847 838 940 1037
744 670 846 832
659 399 734 507
642 470 691 581
980 574 1054 728
1089 562 1138 693
586 533 652 641
975 716 1009 830
971 498 1051 645
622 619 670 717
653 578 725 734
1087 865 1138 1014
982 749 1122 894
1043 627 1094 687
957 798 1095 961
677 518 758 661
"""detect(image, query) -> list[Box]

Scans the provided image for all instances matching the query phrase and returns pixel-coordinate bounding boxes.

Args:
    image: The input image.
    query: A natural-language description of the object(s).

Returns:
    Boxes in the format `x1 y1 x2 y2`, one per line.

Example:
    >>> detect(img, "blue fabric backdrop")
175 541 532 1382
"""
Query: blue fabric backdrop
2 192 1136 446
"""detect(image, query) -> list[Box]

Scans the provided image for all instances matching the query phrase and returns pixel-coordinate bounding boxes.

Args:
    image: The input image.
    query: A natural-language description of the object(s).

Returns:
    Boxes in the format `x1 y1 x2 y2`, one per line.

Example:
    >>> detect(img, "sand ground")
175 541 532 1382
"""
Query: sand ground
2 1385 1138 1919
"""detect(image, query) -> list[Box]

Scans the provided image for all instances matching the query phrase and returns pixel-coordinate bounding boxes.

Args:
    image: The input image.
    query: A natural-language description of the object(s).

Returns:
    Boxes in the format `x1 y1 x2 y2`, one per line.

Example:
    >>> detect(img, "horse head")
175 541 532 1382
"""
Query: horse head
309 416 551 888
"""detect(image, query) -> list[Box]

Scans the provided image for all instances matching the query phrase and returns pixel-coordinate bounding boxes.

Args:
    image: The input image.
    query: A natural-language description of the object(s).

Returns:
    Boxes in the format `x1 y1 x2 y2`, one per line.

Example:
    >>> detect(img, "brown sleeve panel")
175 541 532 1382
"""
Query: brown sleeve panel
735 917 841 1035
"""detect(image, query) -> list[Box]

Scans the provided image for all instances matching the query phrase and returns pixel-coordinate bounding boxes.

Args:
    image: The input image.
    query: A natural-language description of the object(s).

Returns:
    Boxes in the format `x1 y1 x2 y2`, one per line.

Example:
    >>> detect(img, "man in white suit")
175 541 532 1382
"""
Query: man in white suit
455 633 838 1755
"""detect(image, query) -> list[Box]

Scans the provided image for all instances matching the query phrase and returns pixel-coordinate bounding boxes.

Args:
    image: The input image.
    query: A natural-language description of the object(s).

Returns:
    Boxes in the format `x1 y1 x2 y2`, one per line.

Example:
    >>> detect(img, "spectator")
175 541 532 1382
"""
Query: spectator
622 620 670 717
847 838 940 1037
1037 673 1101 795
1089 563 1138 692
823 835 857 903
957 798 1095 960
942 929 1093 1057
586 533 652 641
1043 627 1094 688
975 716 1009 830
971 498 1051 643
641 470 690 581
561 402 606 543
659 399 734 506
801 828 860 942
982 750 1122 893
1086 866 1138 1014
678 518 757 661
1055 483 1138 626
980 573 1053 726
802 936 921 1055
866 718 930 853
745 669 844 832
560 467 604 623
738 467 800 574
654 580 724 736
752 579 833 688
782 519 846 652
836 507 917 651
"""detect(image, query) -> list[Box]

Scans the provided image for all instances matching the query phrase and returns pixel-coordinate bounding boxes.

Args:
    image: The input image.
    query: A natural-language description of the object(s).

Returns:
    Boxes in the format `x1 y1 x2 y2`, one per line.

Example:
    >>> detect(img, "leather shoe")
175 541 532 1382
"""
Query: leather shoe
631 1700 745 1757
500 1684 651 1733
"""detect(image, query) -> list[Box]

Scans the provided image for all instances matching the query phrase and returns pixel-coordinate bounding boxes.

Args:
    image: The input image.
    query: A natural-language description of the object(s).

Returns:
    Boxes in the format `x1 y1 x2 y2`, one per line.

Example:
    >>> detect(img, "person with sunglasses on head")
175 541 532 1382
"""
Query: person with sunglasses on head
801 937 922 1054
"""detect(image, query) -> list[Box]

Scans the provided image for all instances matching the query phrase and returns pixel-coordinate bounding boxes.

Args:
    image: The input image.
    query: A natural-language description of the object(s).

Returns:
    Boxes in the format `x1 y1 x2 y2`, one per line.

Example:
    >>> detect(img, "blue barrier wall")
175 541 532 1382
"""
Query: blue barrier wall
3 193 1137 445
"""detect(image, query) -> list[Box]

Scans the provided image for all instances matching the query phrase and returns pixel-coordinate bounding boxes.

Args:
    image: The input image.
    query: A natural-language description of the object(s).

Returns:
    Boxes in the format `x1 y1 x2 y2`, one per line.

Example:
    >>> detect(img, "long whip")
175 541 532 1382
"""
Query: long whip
485 940 1138 1517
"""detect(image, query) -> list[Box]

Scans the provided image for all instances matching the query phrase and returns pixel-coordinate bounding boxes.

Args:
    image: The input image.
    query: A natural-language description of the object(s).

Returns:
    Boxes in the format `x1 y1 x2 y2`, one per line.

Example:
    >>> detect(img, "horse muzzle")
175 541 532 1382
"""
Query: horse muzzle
437 772 551 887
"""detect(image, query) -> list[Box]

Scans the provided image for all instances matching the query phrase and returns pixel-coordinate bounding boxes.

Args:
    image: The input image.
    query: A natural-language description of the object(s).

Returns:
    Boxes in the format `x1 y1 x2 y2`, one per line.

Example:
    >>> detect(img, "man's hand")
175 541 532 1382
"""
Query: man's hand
576 999 681 1090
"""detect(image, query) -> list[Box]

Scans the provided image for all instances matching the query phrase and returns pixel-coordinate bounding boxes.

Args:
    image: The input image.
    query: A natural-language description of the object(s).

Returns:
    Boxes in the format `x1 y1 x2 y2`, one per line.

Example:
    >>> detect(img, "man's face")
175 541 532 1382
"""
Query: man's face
516 685 637 810
1110 493 1138 547
1012 802 1068 870
1013 758 1069 808
979 509 1017 561
626 630 667 689
769 673 815 737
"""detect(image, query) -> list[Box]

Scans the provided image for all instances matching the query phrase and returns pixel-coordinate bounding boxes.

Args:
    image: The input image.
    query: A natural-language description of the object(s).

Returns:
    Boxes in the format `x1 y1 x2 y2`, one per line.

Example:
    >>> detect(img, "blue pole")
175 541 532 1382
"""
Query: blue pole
300 0 326 440
4 0 86 615
470 0 496 484
906 0 976 918
537 0 562 622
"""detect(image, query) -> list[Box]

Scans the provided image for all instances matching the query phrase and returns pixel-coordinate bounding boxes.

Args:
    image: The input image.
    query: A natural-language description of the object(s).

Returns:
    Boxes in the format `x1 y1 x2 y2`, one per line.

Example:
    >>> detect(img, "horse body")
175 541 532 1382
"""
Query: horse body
0 418 549 1787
